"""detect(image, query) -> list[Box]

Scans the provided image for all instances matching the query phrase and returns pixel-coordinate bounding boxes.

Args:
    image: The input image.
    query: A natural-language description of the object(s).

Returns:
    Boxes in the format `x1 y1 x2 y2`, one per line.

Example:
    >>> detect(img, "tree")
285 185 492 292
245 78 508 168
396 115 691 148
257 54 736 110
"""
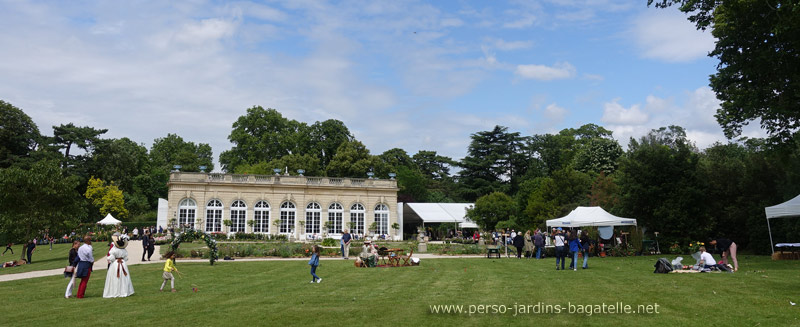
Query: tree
85 177 128 219
523 168 591 228
0 100 42 168
588 172 620 211
396 165 429 203
412 150 456 180
0 160 86 243
573 138 623 174
219 107 310 172
325 141 390 178
379 148 414 169
150 133 214 172
92 138 150 192
458 126 527 201
235 154 322 176
465 192 516 230
51 123 108 165
651 0 800 142
309 119 354 169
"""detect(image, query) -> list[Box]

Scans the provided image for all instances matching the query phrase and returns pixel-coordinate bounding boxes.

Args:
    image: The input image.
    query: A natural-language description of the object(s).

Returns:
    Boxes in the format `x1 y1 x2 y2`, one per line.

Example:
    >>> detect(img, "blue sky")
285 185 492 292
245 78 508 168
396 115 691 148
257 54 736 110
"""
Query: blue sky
0 0 766 169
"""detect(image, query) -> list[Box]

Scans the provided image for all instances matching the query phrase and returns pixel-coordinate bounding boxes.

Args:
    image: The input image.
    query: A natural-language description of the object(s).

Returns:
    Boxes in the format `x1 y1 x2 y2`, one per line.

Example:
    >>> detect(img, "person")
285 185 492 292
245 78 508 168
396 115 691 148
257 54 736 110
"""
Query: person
48 235 54 250
698 246 720 270
147 234 155 261
341 229 352 259
509 230 516 245
160 252 179 292
65 240 80 298
523 230 534 259
359 240 377 267
158 225 163 234
2 259 26 268
141 231 150 261
534 230 544 259
103 235 134 298
710 238 738 272
580 231 591 269
554 228 566 270
75 235 94 298
2 242 12 256
26 239 36 264
567 230 580 271
132 227 139 240
308 245 322 283
512 231 524 259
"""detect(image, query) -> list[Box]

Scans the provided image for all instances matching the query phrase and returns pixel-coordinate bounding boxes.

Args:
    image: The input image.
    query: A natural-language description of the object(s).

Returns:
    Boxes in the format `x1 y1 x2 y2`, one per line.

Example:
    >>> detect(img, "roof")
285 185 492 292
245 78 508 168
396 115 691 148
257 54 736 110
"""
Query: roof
765 194 800 219
405 203 478 228
97 213 122 225
546 206 637 227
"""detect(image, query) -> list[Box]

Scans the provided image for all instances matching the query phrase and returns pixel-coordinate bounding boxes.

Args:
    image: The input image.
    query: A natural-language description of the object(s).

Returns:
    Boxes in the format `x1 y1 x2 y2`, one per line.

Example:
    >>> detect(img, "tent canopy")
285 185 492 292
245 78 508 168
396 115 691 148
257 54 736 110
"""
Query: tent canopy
765 194 800 219
546 206 636 227
404 203 477 228
764 194 800 254
97 213 122 225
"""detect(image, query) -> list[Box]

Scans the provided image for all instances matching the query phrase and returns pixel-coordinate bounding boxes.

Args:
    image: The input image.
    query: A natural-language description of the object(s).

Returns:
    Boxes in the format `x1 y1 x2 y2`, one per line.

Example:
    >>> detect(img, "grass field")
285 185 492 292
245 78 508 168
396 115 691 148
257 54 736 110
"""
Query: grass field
0 255 798 326
1 242 107 275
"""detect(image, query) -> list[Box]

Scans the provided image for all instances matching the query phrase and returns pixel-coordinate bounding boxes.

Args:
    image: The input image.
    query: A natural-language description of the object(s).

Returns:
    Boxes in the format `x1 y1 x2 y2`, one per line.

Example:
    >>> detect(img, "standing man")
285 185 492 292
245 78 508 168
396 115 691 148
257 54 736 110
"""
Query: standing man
534 230 544 259
76 235 94 298
341 229 352 259
141 231 149 261
710 238 739 272
132 227 139 240
26 239 36 264
554 228 566 270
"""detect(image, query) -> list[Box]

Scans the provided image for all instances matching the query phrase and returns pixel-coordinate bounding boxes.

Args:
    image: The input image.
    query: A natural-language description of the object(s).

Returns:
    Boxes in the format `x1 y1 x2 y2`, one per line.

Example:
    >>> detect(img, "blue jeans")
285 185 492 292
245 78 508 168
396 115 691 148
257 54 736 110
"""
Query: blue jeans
310 265 319 281
555 246 565 269
569 251 578 269
582 249 589 268
535 246 542 259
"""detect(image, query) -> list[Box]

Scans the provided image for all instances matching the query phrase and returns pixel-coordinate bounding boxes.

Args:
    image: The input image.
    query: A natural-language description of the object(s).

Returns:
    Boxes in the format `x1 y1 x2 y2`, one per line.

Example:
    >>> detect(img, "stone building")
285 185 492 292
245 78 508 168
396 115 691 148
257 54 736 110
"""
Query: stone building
166 172 400 240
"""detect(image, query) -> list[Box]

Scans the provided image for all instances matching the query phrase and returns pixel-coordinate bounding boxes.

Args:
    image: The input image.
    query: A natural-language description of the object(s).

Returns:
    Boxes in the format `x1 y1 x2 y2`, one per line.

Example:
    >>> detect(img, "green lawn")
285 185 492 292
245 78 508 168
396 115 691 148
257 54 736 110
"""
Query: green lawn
1 242 107 275
0 256 798 326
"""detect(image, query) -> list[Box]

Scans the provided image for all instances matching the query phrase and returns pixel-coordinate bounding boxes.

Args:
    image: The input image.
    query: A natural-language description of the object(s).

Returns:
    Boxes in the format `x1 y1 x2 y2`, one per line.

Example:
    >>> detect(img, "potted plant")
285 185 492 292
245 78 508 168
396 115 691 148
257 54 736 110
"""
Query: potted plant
247 219 255 233
323 221 333 237
222 219 232 234
298 220 306 236
273 218 282 234
391 222 400 240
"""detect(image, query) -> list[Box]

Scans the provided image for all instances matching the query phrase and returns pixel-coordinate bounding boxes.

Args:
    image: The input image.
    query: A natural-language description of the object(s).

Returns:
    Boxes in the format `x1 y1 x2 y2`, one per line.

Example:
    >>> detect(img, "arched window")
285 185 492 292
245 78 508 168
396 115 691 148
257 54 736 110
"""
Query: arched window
254 201 270 233
328 202 343 234
375 204 389 235
205 199 223 232
230 200 247 233
350 203 365 235
179 199 197 227
280 201 296 234
306 202 321 234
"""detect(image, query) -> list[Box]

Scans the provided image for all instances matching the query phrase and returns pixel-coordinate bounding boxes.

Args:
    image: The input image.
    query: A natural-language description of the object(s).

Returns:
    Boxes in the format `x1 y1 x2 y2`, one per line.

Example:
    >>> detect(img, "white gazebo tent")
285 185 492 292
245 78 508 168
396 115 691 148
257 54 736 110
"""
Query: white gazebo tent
97 213 122 225
404 203 477 229
764 194 800 254
546 206 637 228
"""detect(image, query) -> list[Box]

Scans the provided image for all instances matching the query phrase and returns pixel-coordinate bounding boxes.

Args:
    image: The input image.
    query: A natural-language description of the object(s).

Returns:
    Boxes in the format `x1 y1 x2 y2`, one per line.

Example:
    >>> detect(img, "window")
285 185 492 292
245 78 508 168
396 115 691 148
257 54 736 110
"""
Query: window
280 201 296 234
328 202 343 234
179 198 197 228
254 201 270 233
230 200 246 233
350 203 365 235
205 199 223 232
375 204 389 235
306 202 321 234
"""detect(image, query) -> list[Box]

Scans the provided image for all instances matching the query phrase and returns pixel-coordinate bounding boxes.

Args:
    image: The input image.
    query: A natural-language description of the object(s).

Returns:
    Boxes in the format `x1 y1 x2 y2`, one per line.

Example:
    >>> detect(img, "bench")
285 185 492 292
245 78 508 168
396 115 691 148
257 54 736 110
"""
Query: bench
486 245 500 258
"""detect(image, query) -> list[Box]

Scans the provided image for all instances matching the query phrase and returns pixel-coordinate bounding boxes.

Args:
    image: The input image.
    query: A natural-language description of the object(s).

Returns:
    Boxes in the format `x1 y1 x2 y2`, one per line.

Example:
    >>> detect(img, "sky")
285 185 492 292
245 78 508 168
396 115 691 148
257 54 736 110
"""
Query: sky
0 0 767 171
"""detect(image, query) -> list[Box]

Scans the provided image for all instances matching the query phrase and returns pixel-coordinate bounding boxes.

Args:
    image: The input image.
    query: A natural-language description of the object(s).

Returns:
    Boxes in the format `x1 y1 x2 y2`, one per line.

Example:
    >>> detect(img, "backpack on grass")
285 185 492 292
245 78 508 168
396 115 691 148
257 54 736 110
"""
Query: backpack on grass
653 258 673 274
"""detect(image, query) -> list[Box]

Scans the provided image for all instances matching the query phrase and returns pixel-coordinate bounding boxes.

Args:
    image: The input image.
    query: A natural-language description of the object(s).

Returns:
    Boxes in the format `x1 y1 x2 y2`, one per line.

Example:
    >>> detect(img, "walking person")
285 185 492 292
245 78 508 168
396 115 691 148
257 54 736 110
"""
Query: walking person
141 231 149 261
146 234 155 261
580 231 591 269
710 238 739 272
534 230 544 259
513 231 524 259
26 239 36 264
104 235 134 298
523 230 534 259
554 228 566 270
341 229 351 259
567 231 580 271
308 245 322 283
160 252 179 292
65 240 80 298
2 242 12 256
75 235 94 298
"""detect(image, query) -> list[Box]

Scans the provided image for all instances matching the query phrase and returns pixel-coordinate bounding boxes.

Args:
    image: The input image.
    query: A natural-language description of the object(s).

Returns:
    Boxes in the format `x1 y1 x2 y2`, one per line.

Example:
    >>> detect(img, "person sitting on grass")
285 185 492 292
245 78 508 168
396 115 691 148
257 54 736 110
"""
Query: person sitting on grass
699 246 720 270
2 259 26 268
160 252 179 292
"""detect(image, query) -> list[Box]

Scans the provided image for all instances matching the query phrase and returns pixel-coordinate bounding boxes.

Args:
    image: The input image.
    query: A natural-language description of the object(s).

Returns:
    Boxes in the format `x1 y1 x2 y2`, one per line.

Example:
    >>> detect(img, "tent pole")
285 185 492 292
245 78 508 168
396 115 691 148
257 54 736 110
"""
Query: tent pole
767 217 774 256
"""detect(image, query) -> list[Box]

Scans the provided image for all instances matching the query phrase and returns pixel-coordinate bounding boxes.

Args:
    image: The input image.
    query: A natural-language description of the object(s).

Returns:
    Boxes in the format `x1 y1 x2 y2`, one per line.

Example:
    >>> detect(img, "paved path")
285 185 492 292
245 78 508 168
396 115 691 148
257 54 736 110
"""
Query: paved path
0 243 487 283
0 240 160 283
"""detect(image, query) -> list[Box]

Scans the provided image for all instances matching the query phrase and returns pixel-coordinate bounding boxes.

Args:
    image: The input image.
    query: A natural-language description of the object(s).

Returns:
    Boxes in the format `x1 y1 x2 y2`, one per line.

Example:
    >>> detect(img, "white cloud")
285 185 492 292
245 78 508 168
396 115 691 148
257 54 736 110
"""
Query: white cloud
441 17 464 27
582 73 604 81
515 62 576 81
601 100 649 125
544 103 568 121
485 37 533 51
503 13 536 28
631 10 715 62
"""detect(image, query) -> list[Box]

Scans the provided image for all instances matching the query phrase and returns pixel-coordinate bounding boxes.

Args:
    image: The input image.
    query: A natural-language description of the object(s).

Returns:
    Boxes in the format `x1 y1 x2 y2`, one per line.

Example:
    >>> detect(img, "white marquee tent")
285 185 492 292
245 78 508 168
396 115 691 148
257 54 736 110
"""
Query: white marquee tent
546 206 637 227
764 194 800 254
97 213 122 225
404 203 478 229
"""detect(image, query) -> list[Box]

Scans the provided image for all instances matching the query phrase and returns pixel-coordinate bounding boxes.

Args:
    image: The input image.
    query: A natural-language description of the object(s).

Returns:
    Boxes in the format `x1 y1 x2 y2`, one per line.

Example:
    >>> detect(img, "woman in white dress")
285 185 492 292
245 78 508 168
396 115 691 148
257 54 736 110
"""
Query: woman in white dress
103 234 135 298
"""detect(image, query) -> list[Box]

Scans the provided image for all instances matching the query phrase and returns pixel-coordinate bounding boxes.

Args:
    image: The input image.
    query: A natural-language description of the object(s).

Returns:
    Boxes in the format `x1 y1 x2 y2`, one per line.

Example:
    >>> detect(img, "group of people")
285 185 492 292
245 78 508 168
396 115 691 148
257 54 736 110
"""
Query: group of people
63 232 181 298
552 228 592 271
698 238 739 272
